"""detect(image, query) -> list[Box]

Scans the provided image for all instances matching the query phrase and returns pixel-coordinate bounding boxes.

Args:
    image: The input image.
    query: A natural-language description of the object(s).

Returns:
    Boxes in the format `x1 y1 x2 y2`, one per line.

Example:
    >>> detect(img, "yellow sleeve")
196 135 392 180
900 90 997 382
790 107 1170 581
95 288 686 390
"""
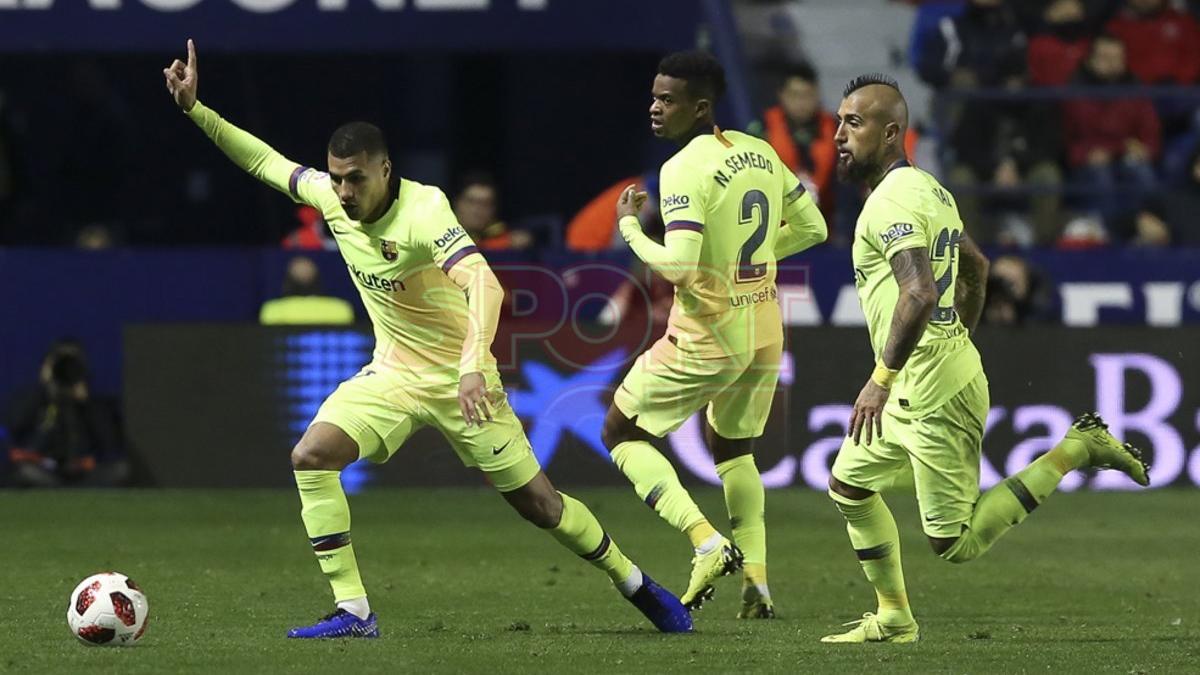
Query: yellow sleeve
620 155 706 286
619 216 703 287
775 181 828 259
413 187 497 377
186 100 331 209
445 253 502 378
868 195 929 261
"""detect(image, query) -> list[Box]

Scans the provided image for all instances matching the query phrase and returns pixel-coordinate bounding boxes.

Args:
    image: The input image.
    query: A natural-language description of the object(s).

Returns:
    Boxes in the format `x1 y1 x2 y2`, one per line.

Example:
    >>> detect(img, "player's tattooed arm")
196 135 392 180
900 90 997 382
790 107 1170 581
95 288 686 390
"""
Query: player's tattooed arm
881 247 938 370
954 233 989 335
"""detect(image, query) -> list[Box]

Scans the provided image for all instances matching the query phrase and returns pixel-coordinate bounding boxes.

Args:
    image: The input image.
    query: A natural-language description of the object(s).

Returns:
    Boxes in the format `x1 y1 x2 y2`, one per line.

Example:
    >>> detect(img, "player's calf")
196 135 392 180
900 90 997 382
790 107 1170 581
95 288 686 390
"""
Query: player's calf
500 473 564 529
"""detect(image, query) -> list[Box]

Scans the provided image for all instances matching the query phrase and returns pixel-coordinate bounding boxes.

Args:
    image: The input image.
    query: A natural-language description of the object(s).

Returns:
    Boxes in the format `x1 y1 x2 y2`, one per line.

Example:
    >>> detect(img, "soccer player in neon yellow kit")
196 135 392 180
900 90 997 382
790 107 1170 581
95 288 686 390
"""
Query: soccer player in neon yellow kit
602 51 828 618
163 40 693 637
821 74 1150 643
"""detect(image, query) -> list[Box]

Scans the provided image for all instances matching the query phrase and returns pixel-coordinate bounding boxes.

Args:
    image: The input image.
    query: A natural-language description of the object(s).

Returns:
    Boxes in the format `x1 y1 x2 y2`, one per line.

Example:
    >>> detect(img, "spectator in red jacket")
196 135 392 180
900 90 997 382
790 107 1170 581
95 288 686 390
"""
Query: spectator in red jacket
1105 0 1200 85
1065 35 1161 234
1026 0 1095 86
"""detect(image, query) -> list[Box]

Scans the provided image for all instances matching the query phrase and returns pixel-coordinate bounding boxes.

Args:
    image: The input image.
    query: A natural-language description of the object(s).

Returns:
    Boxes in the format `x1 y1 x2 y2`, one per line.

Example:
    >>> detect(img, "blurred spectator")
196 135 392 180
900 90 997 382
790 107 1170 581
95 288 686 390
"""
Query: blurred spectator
282 206 338 251
75 224 116 250
916 0 1028 90
1107 0 1200 142
259 256 355 326
566 174 658 253
1064 35 1161 235
1057 213 1112 249
1026 0 1096 86
453 171 531 251
1143 145 1200 245
1105 0 1200 85
945 73 1065 245
983 255 1054 325
746 63 837 218
4 341 127 487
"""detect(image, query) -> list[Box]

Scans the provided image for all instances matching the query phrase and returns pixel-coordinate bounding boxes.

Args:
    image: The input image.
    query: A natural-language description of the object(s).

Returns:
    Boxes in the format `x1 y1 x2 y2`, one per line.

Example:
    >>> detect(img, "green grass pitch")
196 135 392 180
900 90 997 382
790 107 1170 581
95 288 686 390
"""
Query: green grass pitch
2 488 1196 673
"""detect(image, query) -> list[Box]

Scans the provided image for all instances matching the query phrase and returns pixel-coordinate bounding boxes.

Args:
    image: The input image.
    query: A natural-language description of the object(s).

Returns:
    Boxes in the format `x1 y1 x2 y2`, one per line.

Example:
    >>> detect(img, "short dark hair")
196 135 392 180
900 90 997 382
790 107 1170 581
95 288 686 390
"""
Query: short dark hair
1091 32 1124 52
50 351 88 387
778 62 818 88
842 73 901 98
657 50 726 103
456 170 498 197
328 122 388 159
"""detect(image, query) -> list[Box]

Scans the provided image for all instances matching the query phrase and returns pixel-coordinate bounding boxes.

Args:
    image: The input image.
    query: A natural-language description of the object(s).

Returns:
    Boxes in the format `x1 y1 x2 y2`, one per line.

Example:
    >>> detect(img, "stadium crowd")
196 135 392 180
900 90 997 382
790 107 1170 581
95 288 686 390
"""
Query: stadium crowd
0 0 1196 253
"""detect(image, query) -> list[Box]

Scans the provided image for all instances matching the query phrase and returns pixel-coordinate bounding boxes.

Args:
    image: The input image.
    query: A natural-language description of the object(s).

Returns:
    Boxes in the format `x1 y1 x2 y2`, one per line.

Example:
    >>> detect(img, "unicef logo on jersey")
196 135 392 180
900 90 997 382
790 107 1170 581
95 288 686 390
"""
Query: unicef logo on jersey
880 222 915 245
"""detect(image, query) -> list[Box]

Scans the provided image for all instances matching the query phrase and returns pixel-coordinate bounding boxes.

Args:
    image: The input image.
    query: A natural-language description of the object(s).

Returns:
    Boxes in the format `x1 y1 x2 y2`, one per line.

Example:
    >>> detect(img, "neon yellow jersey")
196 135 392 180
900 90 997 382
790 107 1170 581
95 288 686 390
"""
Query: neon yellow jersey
851 162 982 415
185 100 497 388
657 129 815 357
288 169 491 385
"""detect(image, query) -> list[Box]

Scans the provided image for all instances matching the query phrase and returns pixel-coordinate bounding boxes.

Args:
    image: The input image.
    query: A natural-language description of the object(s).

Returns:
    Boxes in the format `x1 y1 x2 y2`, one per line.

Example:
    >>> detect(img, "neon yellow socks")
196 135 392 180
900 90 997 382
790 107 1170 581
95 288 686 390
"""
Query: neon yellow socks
942 439 1085 563
548 492 641 595
716 455 766 587
295 470 367 606
830 490 913 627
611 440 708 536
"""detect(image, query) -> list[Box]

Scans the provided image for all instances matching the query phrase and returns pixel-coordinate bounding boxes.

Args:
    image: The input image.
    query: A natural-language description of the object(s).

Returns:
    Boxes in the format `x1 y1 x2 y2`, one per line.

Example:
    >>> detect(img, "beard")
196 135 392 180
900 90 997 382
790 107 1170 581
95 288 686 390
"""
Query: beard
836 151 877 185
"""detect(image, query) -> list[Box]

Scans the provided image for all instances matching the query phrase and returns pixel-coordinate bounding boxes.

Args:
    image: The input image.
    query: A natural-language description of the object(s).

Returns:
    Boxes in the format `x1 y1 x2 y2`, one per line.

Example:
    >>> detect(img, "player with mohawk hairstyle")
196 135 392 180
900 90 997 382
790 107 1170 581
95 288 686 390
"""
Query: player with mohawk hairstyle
821 72 1150 643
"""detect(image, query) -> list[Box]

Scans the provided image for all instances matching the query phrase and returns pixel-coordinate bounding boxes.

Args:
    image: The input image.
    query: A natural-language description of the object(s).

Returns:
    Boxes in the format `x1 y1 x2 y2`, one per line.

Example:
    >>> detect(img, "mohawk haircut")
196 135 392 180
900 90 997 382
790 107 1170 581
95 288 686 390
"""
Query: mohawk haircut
843 73 901 98
328 121 388 159
658 50 727 103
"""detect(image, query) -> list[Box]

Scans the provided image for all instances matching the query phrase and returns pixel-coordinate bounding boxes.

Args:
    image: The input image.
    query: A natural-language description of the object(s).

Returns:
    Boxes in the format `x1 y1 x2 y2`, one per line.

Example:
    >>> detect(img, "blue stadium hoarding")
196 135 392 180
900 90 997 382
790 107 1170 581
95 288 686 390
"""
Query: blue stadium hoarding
0 0 702 52
3 247 1199 406
124 324 1200 491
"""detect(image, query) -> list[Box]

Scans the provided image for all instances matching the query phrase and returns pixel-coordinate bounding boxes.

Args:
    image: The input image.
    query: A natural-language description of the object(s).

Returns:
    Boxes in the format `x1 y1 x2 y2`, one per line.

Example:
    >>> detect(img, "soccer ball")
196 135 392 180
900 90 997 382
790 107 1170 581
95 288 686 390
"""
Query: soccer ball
66 572 149 646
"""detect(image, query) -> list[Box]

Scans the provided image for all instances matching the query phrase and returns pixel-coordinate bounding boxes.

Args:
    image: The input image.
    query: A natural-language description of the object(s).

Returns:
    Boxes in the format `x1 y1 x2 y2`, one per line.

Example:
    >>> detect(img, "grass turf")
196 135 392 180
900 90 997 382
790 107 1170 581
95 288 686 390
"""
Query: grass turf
1 488 1196 673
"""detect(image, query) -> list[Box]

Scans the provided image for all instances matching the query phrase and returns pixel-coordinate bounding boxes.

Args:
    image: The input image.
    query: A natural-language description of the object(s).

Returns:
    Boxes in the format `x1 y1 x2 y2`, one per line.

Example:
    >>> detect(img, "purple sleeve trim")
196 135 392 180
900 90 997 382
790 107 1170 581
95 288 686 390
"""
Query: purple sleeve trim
665 220 704 234
442 245 481 273
288 166 309 199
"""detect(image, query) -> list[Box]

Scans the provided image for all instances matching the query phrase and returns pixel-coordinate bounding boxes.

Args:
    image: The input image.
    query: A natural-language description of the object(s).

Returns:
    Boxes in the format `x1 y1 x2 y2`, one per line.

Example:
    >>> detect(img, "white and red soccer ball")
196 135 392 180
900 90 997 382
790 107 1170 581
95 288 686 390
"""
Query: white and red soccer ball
66 573 149 646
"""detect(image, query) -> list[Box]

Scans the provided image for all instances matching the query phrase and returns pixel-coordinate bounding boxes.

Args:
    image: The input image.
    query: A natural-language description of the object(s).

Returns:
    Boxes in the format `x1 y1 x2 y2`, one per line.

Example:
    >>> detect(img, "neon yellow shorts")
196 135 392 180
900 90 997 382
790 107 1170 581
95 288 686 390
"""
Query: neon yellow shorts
310 367 540 492
613 336 782 439
831 371 990 538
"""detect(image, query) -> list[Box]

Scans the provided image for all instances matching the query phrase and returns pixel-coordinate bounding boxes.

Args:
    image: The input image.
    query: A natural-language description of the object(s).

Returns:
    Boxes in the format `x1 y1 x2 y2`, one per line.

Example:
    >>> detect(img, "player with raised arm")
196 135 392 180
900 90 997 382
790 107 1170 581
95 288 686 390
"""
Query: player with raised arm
820 73 1150 644
163 40 693 638
602 51 827 618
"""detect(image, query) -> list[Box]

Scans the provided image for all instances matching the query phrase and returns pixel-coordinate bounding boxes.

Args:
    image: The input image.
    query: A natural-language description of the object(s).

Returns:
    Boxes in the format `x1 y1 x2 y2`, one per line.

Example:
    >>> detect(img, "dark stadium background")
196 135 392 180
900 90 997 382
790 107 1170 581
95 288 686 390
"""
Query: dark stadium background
2 2 1198 672
2 0 1198 492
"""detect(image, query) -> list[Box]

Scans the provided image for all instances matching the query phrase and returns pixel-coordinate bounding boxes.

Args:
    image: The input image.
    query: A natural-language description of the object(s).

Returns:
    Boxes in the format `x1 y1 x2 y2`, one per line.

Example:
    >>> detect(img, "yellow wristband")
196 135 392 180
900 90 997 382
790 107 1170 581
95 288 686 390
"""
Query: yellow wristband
618 215 641 231
871 362 899 389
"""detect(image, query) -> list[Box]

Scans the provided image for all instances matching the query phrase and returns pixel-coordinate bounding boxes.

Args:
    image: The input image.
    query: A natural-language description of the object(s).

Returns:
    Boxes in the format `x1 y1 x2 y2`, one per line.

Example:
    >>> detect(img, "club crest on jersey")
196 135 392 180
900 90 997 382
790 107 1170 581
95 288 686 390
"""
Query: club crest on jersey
880 222 915 245
380 240 398 261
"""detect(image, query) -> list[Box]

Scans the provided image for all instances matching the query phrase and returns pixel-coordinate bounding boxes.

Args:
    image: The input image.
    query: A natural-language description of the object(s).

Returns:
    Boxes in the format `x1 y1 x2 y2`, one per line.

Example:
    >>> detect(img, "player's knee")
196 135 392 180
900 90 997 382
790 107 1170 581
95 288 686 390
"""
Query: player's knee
601 411 631 451
520 490 563 529
828 475 874 501
290 440 344 471
933 535 975 563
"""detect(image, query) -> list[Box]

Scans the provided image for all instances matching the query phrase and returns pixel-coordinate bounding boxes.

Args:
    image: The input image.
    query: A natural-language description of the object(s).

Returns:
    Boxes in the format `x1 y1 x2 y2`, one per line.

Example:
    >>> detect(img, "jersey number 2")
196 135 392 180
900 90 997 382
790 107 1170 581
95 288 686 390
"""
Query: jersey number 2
931 227 961 324
737 189 769 283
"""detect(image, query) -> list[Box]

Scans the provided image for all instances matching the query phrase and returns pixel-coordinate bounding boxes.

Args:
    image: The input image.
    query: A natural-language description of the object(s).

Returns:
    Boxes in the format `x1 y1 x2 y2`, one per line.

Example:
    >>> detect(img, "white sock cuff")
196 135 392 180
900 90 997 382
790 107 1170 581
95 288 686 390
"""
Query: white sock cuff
337 597 371 620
